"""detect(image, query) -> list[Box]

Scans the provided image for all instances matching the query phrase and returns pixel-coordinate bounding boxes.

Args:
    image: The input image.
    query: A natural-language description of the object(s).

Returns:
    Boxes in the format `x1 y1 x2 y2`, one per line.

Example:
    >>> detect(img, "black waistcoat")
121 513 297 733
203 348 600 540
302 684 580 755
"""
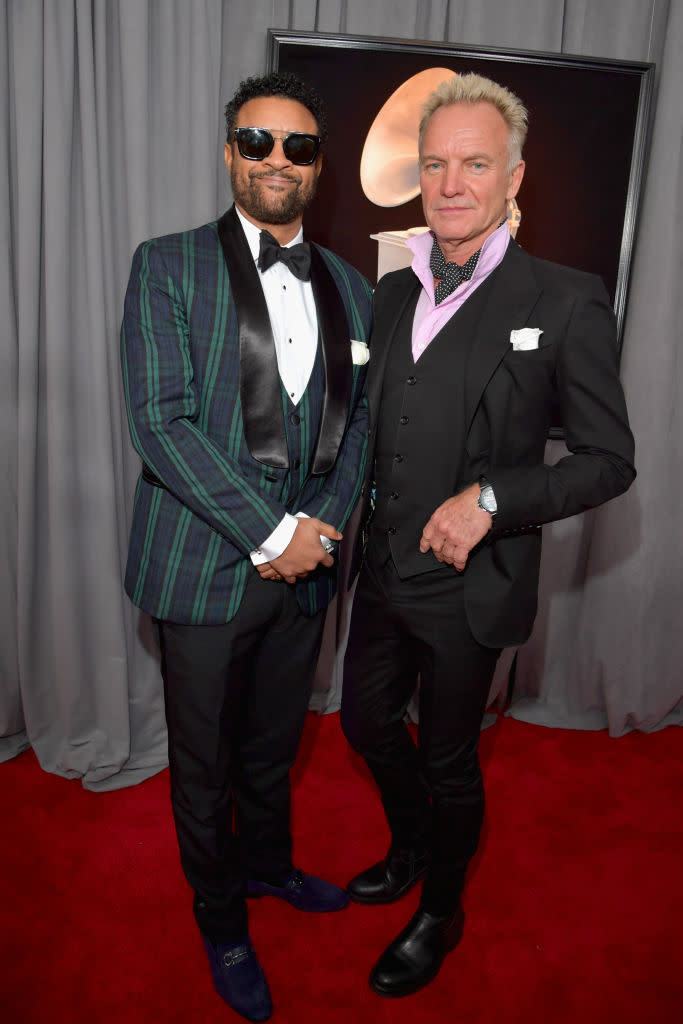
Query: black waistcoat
372 293 475 578
279 339 325 509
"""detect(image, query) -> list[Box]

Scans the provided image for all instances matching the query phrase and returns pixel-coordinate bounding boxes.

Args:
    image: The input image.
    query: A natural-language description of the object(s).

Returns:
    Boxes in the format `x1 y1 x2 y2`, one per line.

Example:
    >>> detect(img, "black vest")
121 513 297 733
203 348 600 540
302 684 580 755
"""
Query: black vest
372 295 474 578
279 339 325 509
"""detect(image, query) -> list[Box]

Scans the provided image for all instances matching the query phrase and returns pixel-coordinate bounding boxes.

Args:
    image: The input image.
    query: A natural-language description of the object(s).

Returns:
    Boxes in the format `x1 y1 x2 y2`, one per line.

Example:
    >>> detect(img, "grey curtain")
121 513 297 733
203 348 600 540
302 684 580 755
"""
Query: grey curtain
2 0 680 790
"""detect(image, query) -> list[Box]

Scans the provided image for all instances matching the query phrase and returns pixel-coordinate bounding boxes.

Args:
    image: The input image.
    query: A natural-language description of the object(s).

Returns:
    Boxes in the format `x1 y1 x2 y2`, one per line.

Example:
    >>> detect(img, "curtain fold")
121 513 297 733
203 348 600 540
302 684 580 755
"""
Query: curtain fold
2 0 680 789
510 0 683 735
0 0 22 745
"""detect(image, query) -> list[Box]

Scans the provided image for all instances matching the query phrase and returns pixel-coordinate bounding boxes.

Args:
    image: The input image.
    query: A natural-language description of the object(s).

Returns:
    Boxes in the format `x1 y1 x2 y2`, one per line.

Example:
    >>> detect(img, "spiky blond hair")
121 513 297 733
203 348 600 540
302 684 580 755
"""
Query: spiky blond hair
419 72 528 172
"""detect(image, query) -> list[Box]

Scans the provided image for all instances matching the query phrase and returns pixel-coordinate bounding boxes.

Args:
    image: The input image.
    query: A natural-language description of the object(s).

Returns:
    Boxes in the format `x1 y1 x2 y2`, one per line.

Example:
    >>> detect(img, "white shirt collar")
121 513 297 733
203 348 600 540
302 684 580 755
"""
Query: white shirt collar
234 206 304 264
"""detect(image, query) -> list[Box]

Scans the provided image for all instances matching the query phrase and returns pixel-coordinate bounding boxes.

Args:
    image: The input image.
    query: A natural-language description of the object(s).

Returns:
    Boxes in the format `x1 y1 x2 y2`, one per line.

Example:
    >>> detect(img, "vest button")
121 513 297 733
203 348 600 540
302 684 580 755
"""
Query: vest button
394 453 403 463
400 415 409 425
387 527 396 535
290 413 300 426
390 491 399 500
407 375 416 385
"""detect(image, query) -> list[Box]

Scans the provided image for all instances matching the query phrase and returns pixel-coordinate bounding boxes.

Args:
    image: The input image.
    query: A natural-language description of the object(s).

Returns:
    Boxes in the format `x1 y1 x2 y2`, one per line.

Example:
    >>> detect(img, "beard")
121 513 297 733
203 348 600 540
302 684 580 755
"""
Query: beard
231 166 319 225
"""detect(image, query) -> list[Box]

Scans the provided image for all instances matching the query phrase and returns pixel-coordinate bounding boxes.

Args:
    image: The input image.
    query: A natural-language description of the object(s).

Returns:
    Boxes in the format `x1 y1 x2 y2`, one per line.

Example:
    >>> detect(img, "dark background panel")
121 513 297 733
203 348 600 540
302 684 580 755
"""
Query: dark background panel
276 42 643 306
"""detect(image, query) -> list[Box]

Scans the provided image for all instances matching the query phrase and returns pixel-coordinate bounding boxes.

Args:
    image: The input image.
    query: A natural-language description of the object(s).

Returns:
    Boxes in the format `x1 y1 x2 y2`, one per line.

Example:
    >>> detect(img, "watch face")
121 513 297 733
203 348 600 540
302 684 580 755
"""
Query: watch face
479 486 497 513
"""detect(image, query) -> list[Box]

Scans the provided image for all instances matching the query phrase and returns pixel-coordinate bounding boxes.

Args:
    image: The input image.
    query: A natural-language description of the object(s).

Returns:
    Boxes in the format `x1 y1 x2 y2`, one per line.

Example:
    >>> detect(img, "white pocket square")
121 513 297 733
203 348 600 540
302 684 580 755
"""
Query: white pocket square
350 339 370 365
510 328 543 351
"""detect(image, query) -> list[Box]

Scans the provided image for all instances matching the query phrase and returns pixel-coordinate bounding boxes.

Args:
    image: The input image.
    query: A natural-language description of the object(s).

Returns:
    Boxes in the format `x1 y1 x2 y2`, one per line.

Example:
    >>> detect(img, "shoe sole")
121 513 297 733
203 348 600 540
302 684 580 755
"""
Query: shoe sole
370 963 442 998
347 865 429 906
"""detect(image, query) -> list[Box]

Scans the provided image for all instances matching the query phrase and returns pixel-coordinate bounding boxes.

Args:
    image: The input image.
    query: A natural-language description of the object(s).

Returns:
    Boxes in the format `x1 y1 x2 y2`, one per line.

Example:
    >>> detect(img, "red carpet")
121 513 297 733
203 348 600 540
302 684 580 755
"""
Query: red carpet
2 713 682 1024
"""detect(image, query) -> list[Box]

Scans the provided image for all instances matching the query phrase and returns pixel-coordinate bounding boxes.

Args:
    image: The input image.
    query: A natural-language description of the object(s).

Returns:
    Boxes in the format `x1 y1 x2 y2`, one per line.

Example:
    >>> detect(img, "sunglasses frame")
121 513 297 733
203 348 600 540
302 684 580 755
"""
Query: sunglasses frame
232 127 322 166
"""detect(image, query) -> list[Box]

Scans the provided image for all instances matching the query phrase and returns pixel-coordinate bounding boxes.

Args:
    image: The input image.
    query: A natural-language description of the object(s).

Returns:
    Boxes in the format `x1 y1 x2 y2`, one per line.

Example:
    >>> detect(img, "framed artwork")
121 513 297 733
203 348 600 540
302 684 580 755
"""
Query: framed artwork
268 30 654 359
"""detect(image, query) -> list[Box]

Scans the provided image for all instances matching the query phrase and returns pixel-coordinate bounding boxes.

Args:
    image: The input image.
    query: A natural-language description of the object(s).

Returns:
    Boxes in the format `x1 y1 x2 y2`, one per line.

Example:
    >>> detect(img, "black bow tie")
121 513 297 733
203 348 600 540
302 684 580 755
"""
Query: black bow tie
258 230 311 281
429 236 481 305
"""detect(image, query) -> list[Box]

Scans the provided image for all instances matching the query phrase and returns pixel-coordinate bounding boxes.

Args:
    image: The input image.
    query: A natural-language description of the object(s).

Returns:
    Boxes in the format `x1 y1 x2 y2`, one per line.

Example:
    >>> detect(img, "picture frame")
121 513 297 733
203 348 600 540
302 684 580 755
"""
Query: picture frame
268 30 654 364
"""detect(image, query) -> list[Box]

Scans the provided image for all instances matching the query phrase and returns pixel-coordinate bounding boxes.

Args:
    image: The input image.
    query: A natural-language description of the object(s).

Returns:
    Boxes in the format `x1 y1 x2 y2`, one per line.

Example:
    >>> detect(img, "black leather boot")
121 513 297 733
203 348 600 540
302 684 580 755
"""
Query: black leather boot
347 848 430 905
369 905 465 997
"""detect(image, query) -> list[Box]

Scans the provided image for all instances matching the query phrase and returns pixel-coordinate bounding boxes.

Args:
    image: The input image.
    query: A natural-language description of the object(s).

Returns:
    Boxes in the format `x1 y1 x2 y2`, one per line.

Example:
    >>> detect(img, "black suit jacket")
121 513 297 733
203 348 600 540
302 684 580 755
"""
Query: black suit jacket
362 240 635 648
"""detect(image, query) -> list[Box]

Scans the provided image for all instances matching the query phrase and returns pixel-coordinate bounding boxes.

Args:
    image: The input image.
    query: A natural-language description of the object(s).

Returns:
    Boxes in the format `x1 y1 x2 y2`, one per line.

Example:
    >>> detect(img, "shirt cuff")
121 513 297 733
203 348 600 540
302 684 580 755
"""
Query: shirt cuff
250 511 333 566
250 514 300 565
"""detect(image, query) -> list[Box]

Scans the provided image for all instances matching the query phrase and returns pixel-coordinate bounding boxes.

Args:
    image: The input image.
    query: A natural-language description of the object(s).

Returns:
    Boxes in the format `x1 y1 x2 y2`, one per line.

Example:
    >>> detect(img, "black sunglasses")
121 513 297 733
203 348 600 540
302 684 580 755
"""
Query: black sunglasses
232 127 321 166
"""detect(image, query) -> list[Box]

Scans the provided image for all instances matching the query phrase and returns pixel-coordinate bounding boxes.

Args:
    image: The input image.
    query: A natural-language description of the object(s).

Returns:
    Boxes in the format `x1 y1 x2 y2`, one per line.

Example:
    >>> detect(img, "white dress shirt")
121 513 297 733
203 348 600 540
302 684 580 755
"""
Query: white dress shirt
234 209 320 565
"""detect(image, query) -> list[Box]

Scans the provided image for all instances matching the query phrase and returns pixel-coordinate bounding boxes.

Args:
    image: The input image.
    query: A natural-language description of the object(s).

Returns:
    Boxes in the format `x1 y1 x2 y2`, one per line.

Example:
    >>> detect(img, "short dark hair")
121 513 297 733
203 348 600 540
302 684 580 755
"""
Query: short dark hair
224 72 328 143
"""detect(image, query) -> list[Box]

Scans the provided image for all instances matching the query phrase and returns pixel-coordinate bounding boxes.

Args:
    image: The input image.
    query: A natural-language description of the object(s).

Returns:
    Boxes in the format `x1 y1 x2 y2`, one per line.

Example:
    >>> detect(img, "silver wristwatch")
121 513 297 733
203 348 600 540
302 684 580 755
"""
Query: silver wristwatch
477 477 498 517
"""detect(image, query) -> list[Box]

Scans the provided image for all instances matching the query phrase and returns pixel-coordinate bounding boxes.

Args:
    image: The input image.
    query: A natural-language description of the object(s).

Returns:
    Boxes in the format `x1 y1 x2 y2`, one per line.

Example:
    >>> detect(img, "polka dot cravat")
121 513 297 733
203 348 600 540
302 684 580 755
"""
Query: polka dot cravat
429 236 481 305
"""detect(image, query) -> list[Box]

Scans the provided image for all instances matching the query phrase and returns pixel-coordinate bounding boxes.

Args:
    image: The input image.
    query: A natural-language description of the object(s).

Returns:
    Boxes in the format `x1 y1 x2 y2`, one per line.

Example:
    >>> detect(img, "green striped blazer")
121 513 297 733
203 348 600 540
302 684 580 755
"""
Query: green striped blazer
121 210 373 624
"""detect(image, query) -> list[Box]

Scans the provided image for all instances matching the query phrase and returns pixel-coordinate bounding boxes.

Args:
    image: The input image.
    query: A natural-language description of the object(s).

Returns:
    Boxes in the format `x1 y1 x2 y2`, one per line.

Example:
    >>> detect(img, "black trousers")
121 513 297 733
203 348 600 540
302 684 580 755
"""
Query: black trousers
341 540 500 914
157 573 325 943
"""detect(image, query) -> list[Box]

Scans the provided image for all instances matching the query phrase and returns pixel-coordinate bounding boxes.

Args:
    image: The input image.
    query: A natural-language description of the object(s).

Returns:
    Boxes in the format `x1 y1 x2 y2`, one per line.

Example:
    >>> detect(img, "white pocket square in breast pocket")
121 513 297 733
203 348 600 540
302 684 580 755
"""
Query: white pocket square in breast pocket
510 328 543 351
350 339 370 365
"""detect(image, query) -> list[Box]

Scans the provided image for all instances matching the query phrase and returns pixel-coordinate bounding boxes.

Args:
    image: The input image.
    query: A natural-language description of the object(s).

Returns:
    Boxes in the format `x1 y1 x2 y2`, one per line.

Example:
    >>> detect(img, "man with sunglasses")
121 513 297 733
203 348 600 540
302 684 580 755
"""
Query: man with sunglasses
121 72 372 1022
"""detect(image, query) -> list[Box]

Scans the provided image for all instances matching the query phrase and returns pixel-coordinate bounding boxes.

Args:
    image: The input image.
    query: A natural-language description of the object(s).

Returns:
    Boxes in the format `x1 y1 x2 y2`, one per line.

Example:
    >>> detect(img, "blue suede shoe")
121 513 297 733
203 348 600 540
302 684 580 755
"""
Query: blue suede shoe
201 934 272 1022
247 868 350 912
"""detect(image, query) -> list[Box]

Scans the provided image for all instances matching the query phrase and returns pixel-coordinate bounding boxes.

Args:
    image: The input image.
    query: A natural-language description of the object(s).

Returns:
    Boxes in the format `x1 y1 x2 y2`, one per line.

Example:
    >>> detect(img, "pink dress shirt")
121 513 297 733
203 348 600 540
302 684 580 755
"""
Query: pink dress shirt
406 221 511 362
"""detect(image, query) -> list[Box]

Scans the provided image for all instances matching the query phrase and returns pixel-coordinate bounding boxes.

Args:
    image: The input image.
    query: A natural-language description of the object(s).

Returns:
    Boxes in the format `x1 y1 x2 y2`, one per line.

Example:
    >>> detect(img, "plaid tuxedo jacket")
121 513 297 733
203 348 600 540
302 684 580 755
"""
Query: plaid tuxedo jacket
121 213 373 624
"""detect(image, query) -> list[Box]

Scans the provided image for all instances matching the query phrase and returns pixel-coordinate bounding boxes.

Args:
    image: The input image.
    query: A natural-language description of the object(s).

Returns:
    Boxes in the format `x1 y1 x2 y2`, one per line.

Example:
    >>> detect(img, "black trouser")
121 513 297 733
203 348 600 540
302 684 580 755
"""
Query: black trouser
341 540 500 914
157 574 325 943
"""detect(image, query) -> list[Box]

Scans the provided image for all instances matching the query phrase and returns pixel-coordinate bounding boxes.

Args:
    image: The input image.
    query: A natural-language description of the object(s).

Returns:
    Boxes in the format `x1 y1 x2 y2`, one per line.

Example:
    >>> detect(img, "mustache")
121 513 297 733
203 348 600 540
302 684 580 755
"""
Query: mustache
249 170 301 185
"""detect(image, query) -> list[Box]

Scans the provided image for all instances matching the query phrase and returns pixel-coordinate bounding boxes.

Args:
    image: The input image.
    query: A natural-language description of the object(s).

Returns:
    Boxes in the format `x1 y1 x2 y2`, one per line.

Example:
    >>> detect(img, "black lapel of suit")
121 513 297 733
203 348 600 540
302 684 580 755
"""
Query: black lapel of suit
463 242 542 433
308 244 353 475
216 206 288 468
368 272 421 426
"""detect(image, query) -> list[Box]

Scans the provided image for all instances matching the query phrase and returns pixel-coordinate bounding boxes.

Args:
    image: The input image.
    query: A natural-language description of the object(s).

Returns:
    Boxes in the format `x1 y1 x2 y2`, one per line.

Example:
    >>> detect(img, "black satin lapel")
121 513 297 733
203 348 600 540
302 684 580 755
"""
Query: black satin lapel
464 243 542 432
217 207 288 468
308 244 354 475
368 274 421 423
